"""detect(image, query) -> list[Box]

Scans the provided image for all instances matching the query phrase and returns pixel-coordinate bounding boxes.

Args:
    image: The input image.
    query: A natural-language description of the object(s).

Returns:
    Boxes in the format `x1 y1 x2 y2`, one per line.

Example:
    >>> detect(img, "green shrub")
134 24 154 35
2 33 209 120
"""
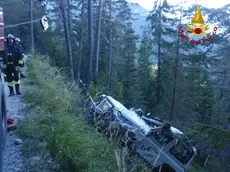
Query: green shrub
18 55 155 172
19 56 119 171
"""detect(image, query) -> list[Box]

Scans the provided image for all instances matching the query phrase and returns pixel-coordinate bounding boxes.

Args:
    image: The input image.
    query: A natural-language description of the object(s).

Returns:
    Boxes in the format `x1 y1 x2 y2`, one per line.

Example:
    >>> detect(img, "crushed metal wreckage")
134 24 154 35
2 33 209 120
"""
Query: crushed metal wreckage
85 94 197 172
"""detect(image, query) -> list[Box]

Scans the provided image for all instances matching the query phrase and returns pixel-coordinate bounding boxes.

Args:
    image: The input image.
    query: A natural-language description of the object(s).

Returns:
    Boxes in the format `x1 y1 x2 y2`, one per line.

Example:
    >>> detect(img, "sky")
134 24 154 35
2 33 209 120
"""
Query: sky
128 0 230 11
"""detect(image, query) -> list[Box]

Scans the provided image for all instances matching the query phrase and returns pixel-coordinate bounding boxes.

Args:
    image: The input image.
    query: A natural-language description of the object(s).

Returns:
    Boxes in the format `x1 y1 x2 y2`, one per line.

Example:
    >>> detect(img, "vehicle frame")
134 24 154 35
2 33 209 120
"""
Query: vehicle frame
87 94 197 172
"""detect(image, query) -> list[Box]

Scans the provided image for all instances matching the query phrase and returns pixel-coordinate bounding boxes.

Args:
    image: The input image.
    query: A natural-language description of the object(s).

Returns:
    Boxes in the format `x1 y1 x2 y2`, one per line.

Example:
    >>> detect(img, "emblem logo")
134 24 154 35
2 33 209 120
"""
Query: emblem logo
179 6 218 44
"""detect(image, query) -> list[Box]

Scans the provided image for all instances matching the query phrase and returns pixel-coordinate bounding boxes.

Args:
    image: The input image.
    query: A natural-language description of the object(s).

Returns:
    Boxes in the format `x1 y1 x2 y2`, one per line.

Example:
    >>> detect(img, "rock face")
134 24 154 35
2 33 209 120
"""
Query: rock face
128 2 149 36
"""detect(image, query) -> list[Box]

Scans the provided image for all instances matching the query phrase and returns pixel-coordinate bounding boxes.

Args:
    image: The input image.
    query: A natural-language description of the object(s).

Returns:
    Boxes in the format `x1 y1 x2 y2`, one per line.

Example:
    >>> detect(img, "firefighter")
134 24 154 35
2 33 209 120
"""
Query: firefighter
15 38 26 78
3 34 21 96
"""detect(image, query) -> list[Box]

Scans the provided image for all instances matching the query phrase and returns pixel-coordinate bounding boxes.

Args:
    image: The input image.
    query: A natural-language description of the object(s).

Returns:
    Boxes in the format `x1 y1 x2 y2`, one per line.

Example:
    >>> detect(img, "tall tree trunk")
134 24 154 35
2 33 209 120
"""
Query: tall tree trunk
67 0 71 33
170 57 178 121
94 0 104 74
87 0 93 84
128 50 131 90
107 0 112 88
220 70 226 99
60 2 75 81
30 0 34 54
77 0 85 82
170 9 182 121
156 0 162 104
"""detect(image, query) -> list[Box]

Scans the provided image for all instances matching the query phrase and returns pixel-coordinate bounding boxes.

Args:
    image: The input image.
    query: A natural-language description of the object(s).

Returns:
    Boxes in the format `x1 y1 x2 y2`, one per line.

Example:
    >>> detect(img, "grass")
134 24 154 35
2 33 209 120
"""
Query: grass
17 55 152 172
186 124 230 172
17 55 119 172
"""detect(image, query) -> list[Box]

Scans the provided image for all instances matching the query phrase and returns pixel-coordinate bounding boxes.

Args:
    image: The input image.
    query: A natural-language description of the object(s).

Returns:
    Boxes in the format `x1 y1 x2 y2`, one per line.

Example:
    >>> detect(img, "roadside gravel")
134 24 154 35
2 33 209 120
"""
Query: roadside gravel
2 78 26 172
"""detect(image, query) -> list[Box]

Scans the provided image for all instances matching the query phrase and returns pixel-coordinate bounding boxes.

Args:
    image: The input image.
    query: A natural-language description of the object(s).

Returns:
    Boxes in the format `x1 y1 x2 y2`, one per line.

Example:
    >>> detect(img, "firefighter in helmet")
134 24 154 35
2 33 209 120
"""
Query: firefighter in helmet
15 37 26 78
3 34 21 96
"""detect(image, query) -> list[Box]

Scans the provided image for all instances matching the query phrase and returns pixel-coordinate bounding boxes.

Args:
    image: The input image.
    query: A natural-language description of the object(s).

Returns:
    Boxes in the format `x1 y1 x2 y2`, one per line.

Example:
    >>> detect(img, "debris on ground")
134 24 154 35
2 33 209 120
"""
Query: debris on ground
43 153 53 163
3 82 25 172
7 123 17 132
7 118 15 124
14 139 23 145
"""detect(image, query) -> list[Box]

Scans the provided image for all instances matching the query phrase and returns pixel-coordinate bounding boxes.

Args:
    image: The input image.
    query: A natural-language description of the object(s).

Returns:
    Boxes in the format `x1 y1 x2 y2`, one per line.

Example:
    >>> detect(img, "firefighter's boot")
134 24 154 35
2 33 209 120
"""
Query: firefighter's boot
15 84 21 95
9 86 14 97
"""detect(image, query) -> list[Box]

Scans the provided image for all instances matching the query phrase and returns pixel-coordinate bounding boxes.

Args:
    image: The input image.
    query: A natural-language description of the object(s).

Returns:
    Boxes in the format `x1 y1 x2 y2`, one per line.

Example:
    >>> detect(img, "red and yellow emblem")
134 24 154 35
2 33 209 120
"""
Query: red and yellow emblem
187 6 209 37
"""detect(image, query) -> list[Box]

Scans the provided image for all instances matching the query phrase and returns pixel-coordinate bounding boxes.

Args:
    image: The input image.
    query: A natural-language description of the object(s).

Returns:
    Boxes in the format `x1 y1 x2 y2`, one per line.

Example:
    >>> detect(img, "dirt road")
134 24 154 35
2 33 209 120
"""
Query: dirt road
2 78 26 172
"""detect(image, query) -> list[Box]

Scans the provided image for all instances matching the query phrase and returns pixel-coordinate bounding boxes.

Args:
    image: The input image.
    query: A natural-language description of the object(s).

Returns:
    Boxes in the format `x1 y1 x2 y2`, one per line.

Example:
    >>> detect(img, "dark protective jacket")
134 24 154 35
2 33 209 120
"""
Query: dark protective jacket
19 44 25 54
2 42 23 66
1 41 23 76
14 44 23 67
3 43 15 65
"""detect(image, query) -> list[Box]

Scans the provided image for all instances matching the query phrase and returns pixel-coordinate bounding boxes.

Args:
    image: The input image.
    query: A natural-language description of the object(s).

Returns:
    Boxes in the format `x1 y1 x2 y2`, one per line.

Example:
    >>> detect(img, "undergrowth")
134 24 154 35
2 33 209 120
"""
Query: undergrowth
17 55 153 172
17 55 120 172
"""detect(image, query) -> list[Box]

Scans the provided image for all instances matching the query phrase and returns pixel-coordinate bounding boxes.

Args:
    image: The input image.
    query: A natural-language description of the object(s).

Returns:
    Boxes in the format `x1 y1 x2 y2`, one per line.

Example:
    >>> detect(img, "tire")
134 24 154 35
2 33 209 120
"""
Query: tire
0 80 7 172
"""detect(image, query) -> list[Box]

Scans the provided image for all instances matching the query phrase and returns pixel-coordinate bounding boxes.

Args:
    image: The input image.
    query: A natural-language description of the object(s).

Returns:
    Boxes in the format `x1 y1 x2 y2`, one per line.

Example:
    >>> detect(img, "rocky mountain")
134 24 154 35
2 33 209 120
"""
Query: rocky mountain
128 2 149 36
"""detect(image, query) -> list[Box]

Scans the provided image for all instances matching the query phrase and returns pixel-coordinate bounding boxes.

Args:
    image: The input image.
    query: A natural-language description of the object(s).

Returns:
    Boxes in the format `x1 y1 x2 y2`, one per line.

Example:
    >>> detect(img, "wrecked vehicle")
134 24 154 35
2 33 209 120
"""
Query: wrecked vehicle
86 94 197 172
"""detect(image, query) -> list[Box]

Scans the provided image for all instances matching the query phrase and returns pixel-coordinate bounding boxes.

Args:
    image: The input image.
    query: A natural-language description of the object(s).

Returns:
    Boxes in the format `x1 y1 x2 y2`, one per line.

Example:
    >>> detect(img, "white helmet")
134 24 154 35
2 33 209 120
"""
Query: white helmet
8 34 15 39
15 38 21 42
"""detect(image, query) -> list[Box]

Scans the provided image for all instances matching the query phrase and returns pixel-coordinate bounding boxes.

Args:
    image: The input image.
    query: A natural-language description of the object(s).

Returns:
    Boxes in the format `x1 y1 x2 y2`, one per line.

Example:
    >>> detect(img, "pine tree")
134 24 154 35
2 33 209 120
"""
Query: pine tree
137 29 152 110
122 23 138 107
87 0 93 84
147 0 178 106
94 0 104 74
76 0 86 82
59 0 75 81
107 0 112 88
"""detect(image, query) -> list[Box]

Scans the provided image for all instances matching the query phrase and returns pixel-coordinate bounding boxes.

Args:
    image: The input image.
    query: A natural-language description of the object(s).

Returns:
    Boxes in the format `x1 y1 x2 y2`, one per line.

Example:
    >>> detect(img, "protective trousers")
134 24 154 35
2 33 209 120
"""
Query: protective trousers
6 64 20 95
20 67 24 75
19 60 25 78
